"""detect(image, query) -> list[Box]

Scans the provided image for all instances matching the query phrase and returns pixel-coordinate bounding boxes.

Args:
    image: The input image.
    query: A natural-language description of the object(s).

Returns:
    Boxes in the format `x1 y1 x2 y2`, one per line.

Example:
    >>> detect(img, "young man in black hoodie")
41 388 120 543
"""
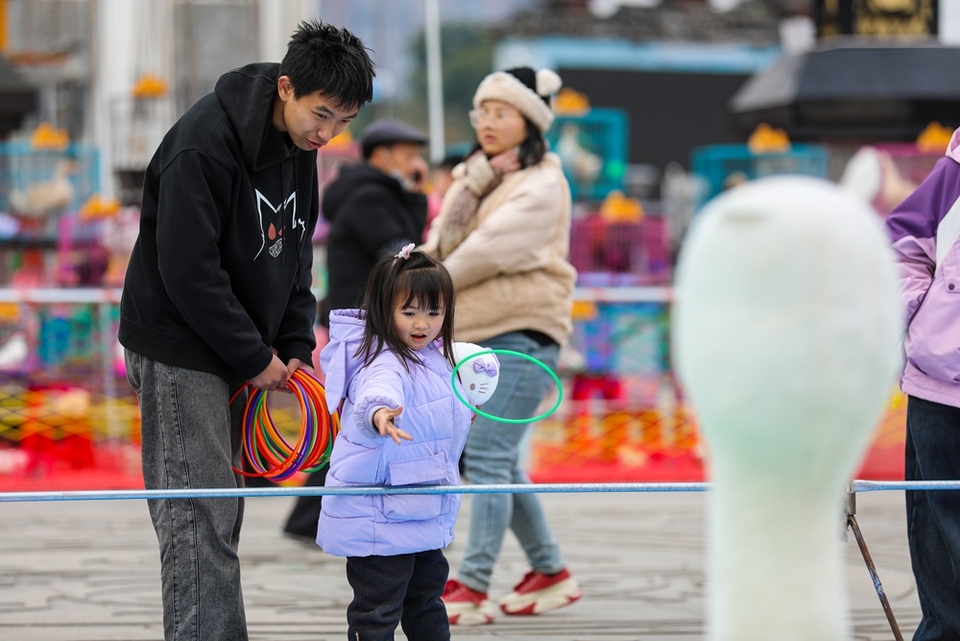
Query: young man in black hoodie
119 20 374 641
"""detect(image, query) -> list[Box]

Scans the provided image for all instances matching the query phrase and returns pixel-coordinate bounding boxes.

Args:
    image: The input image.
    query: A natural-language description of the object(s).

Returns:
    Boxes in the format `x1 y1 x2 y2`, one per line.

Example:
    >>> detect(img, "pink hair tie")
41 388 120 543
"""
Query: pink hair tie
395 243 415 260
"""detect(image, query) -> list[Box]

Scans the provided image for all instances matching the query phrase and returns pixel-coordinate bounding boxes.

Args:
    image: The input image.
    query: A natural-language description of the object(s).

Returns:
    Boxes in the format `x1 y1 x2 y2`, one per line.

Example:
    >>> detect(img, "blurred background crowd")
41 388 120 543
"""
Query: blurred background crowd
0 0 951 490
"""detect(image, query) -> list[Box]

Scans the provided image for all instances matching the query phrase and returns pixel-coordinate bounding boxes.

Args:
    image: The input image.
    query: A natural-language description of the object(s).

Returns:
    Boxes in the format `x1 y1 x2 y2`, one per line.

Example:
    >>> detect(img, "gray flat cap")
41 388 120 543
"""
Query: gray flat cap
361 119 428 157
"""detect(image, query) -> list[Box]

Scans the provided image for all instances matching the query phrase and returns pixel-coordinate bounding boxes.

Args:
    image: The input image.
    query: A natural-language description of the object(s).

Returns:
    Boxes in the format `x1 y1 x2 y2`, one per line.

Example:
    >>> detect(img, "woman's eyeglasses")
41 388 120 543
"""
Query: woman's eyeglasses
469 109 515 130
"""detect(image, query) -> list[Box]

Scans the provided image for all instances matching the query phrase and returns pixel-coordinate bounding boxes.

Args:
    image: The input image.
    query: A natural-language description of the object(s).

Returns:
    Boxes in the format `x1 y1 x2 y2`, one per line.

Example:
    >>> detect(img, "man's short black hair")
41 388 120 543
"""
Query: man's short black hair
279 19 375 110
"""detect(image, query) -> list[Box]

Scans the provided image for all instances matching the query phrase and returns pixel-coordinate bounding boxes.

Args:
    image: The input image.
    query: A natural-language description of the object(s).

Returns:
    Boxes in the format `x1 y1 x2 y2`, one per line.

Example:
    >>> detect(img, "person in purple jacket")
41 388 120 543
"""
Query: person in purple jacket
317 244 474 641
886 127 960 641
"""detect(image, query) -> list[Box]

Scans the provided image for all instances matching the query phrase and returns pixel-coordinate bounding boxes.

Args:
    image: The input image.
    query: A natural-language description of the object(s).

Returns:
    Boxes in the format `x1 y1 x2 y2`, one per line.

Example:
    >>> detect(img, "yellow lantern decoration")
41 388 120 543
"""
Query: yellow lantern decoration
916 121 953 154
554 87 591 116
132 73 169 99
30 122 70 151
747 123 790 154
79 194 122 220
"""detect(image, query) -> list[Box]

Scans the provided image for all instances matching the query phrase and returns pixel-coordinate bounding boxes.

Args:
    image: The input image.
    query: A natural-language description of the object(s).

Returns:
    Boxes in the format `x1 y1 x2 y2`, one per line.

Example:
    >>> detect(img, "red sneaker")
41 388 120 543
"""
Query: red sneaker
499 568 582 615
442 579 496 625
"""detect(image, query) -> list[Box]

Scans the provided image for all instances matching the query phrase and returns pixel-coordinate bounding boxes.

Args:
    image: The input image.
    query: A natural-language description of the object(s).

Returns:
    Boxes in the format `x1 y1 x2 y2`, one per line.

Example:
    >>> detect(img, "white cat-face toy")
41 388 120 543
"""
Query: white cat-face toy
452 342 501 407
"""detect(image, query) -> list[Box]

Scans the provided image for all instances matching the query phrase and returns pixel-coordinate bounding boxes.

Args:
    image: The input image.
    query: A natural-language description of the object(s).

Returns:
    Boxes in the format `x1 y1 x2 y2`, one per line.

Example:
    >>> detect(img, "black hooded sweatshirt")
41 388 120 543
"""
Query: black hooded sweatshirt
119 63 318 384
322 162 426 321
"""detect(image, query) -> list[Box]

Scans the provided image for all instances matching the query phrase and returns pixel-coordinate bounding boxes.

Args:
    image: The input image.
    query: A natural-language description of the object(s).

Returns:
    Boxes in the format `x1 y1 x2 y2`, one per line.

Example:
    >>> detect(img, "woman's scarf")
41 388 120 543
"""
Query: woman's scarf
436 148 521 260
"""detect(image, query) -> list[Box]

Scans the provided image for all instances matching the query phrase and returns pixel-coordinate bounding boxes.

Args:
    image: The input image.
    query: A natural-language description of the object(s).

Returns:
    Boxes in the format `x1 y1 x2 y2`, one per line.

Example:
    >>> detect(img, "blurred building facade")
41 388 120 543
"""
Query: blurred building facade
1 0 283 204
490 0 960 182
0 0 547 203
0 0 957 201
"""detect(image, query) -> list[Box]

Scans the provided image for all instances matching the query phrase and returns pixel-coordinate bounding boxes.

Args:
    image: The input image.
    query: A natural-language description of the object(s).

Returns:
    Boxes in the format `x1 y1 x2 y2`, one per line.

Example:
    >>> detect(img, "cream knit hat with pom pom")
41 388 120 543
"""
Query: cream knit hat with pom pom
472 67 563 134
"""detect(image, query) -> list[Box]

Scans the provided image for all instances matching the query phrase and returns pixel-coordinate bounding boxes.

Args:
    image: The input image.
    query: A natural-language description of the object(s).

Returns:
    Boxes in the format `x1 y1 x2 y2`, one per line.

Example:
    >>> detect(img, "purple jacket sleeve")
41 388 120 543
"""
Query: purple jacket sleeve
351 356 406 437
885 157 960 323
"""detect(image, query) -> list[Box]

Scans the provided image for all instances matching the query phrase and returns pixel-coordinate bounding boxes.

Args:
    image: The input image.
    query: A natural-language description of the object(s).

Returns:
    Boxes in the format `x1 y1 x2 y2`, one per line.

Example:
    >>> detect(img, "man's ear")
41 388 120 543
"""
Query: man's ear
277 75 295 101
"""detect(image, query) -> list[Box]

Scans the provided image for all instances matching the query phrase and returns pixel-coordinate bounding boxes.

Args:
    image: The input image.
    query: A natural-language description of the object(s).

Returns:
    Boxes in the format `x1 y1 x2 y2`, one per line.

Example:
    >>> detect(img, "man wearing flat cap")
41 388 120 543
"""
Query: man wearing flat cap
321 118 429 323
282 118 429 541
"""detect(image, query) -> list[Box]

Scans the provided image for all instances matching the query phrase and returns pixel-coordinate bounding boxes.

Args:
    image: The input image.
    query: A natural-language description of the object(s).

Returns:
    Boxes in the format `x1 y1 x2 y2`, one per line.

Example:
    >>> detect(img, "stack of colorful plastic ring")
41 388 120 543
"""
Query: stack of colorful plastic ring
231 368 340 481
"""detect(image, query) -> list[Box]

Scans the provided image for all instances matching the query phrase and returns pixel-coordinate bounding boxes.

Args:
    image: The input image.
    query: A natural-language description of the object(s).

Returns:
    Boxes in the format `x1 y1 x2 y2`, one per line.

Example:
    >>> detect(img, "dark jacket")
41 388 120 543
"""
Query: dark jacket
322 163 426 322
119 62 319 384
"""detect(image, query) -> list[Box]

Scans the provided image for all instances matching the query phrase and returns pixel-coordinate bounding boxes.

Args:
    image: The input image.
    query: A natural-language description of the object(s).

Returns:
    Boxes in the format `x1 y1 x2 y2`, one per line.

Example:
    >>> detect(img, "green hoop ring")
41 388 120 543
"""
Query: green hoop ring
451 348 563 424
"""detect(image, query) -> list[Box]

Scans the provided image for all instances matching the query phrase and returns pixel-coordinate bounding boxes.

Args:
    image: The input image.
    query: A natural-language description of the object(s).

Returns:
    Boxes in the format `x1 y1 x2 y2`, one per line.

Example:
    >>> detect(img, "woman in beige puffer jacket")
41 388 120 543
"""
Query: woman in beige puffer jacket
421 66 582 626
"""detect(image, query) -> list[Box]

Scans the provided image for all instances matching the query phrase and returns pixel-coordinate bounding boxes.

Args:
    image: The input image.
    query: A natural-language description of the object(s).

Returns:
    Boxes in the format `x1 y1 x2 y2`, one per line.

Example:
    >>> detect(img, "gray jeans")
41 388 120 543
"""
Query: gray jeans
125 349 249 641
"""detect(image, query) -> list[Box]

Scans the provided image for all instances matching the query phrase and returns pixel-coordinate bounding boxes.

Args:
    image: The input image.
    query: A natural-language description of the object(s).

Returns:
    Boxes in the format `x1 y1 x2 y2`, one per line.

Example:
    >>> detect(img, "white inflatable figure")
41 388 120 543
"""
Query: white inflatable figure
673 176 902 641
452 342 500 407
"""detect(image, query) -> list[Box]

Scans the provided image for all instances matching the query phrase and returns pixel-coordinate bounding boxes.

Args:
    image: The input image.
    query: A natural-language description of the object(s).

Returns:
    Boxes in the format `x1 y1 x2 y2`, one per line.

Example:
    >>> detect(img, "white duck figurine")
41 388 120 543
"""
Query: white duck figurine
555 122 603 188
840 146 917 214
10 160 76 218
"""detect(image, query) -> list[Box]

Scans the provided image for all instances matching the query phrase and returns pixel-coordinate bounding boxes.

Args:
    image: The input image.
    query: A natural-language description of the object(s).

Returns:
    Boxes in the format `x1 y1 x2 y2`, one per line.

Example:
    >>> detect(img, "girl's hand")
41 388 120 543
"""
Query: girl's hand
373 406 413 444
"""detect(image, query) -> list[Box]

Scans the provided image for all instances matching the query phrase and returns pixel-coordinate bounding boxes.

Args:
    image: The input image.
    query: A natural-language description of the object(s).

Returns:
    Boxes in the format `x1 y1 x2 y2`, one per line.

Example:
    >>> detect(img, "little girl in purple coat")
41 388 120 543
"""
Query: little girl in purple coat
317 244 474 641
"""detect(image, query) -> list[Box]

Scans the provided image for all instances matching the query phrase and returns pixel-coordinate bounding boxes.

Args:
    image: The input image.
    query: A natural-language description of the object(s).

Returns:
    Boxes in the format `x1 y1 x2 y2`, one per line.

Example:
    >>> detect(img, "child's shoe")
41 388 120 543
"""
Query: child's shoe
442 579 496 625
499 568 582 615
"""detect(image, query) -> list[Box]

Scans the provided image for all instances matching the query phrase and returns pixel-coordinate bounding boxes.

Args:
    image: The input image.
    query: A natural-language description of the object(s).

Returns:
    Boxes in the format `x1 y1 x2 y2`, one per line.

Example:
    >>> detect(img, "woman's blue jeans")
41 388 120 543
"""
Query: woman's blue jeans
125 349 249 641
905 395 960 641
455 332 566 593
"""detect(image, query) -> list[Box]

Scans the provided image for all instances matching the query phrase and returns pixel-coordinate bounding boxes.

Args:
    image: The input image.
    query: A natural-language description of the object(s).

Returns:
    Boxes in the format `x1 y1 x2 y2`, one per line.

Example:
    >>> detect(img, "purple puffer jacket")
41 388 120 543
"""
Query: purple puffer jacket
316 309 473 557
886 128 960 408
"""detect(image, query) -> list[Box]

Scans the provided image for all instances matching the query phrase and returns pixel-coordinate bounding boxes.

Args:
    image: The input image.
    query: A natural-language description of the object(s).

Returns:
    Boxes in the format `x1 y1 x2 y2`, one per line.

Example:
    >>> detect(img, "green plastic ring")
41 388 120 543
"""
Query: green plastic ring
451 348 563 424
